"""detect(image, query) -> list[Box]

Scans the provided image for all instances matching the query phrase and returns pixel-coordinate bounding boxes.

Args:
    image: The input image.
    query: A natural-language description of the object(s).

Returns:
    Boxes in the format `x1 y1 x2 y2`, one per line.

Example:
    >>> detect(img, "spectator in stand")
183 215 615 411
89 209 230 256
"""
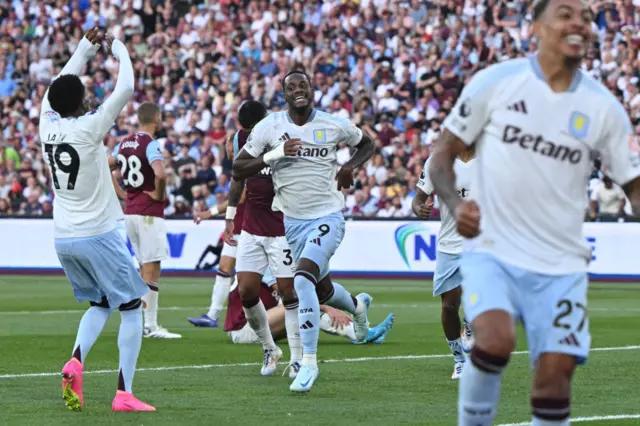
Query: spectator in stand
0 0 636 219
590 176 627 222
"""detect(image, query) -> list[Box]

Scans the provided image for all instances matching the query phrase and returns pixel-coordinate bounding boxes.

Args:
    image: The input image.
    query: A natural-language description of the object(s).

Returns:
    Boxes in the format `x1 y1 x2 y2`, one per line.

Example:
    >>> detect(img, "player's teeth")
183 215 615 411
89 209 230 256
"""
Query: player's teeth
567 35 583 45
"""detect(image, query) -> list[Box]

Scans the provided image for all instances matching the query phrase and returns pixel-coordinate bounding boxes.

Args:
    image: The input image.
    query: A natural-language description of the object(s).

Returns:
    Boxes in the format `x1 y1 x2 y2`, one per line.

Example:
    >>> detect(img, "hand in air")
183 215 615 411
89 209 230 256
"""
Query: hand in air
84 27 101 45
416 198 434 219
323 306 353 329
193 210 212 224
284 138 302 156
335 166 354 191
224 219 237 246
454 200 481 238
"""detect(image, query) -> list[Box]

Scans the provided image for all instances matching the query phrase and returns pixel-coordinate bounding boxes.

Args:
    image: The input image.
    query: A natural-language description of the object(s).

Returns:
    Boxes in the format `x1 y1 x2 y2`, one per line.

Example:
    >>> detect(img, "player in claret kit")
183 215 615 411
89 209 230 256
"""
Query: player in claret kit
40 28 154 412
413 146 476 380
233 71 375 392
224 270 395 346
428 0 640 424
114 102 180 339
188 135 248 328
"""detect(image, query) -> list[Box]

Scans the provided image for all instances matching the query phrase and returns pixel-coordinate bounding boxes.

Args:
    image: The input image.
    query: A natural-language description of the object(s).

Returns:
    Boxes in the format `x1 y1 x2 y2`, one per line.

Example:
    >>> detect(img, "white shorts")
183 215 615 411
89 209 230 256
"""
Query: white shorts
228 324 260 344
220 234 240 259
236 231 295 278
124 215 168 264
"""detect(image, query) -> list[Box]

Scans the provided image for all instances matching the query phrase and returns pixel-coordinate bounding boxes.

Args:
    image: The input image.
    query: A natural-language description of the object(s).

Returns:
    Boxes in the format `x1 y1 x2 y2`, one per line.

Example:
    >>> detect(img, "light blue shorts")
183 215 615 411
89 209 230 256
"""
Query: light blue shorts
284 211 345 279
433 251 462 297
55 229 149 308
262 266 276 286
460 252 591 366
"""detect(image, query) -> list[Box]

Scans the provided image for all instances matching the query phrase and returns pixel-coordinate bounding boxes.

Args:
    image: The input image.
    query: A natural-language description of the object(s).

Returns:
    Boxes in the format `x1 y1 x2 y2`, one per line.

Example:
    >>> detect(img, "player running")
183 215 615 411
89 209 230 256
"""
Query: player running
40 29 154 412
223 100 301 377
225 272 395 345
429 0 640 424
413 149 475 379
188 136 248 328
113 102 180 339
233 71 375 392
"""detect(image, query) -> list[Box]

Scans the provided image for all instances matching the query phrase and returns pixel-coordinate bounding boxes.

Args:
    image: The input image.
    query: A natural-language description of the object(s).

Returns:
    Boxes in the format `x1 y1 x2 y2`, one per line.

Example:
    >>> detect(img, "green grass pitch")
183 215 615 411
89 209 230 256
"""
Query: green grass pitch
0 275 639 425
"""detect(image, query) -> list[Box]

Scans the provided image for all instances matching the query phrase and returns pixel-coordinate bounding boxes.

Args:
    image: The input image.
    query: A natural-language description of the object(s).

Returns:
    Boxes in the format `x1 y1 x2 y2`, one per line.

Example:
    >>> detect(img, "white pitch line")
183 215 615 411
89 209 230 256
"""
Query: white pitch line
1 344 638 380
497 414 640 425
0 304 426 316
1 305 639 316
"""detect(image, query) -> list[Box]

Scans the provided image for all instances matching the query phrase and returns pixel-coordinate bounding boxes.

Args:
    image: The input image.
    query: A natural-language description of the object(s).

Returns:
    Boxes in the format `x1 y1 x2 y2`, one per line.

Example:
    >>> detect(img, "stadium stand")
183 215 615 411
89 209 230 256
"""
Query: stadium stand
0 0 635 220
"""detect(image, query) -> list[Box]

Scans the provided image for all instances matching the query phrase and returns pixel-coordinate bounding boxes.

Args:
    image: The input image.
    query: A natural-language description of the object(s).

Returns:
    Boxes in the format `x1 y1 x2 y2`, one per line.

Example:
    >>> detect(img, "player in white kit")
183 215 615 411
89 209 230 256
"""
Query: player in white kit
413 150 476 379
39 29 154 412
428 0 640 424
232 71 375 392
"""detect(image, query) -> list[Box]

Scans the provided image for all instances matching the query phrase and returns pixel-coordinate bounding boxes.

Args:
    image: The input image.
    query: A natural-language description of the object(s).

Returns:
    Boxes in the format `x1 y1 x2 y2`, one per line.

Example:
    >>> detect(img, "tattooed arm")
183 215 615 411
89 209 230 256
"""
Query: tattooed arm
227 178 246 208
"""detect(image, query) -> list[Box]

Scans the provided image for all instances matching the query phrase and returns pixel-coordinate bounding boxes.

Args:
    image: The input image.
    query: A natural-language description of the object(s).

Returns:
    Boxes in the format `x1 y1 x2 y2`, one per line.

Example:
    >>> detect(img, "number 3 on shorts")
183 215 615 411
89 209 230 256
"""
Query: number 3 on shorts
282 249 293 266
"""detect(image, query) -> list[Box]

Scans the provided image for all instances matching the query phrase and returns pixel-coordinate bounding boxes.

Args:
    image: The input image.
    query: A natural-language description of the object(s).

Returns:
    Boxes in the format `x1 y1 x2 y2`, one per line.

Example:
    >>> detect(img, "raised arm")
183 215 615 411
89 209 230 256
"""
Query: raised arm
74 38 134 143
40 29 101 118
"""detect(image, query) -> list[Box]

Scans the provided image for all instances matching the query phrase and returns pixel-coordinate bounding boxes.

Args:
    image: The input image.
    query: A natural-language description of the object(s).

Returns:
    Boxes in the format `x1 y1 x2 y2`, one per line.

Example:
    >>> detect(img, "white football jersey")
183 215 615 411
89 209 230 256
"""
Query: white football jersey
39 38 133 238
243 110 363 219
443 55 640 274
419 156 475 255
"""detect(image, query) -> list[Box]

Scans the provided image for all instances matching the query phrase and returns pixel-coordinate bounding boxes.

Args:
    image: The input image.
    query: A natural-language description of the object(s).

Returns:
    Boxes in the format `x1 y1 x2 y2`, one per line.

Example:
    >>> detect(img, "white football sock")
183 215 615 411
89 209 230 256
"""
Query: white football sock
243 300 276 350
142 282 158 330
208 273 232 320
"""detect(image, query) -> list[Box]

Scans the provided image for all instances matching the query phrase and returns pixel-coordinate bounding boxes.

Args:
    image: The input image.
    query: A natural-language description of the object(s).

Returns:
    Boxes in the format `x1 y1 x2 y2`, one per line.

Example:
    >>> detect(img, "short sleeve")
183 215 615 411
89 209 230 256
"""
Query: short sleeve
443 67 497 145
243 118 272 158
589 186 599 202
598 101 640 186
338 117 364 147
146 139 163 163
417 157 434 194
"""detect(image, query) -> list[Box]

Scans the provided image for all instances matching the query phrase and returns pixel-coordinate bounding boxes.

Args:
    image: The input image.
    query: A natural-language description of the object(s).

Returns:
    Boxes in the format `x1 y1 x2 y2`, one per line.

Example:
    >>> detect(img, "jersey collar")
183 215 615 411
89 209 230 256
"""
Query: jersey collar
286 108 317 125
529 53 582 93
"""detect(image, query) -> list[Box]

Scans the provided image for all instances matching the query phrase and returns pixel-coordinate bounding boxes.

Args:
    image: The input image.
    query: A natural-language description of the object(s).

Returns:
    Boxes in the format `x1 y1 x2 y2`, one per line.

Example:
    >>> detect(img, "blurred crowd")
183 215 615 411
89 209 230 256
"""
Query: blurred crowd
0 0 638 220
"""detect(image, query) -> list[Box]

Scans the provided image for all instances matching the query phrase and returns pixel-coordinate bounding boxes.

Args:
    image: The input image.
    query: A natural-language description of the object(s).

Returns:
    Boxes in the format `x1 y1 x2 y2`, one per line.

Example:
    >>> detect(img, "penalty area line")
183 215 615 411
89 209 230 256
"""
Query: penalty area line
0 344 639 380
497 414 640 425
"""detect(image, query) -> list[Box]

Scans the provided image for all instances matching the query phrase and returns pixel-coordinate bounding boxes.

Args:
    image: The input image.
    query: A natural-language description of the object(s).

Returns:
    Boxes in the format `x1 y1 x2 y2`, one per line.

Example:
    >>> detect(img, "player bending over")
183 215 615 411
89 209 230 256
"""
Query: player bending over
413 147 475 379
188 129 250 328
233 71 375 392
40 28 154 412
429 0 640 424
225 269 395 345
113 102 180 339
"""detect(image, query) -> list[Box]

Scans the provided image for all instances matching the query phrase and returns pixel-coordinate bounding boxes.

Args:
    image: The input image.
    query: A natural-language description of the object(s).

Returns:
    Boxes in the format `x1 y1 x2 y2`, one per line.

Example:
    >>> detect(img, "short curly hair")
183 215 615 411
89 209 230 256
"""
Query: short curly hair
47 75 85 117
238 100 267 130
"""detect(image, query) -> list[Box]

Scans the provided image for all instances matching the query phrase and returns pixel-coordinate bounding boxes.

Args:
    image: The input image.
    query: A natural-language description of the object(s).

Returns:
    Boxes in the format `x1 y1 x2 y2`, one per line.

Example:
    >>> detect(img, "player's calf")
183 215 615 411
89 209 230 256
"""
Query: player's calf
441 288 465 378
277 278 302 376
459 310 514 426
530 353 575 426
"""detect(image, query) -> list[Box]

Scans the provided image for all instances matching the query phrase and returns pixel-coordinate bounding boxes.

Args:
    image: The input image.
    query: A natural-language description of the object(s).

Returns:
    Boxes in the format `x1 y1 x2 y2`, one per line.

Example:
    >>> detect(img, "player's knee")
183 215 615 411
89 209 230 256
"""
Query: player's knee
90 296 110 309
276 279 297 302
238 282 260 307
532 353 576 398
469 346 510 375
218 256 235 274
441 289 461 312
296 258 320 278
473 310 515 357
119 298 142 311
314 276 333 303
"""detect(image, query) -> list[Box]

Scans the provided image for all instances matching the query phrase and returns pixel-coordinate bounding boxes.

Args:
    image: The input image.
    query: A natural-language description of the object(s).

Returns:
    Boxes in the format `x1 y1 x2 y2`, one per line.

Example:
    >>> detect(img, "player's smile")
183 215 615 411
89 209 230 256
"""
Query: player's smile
293 93 309 107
